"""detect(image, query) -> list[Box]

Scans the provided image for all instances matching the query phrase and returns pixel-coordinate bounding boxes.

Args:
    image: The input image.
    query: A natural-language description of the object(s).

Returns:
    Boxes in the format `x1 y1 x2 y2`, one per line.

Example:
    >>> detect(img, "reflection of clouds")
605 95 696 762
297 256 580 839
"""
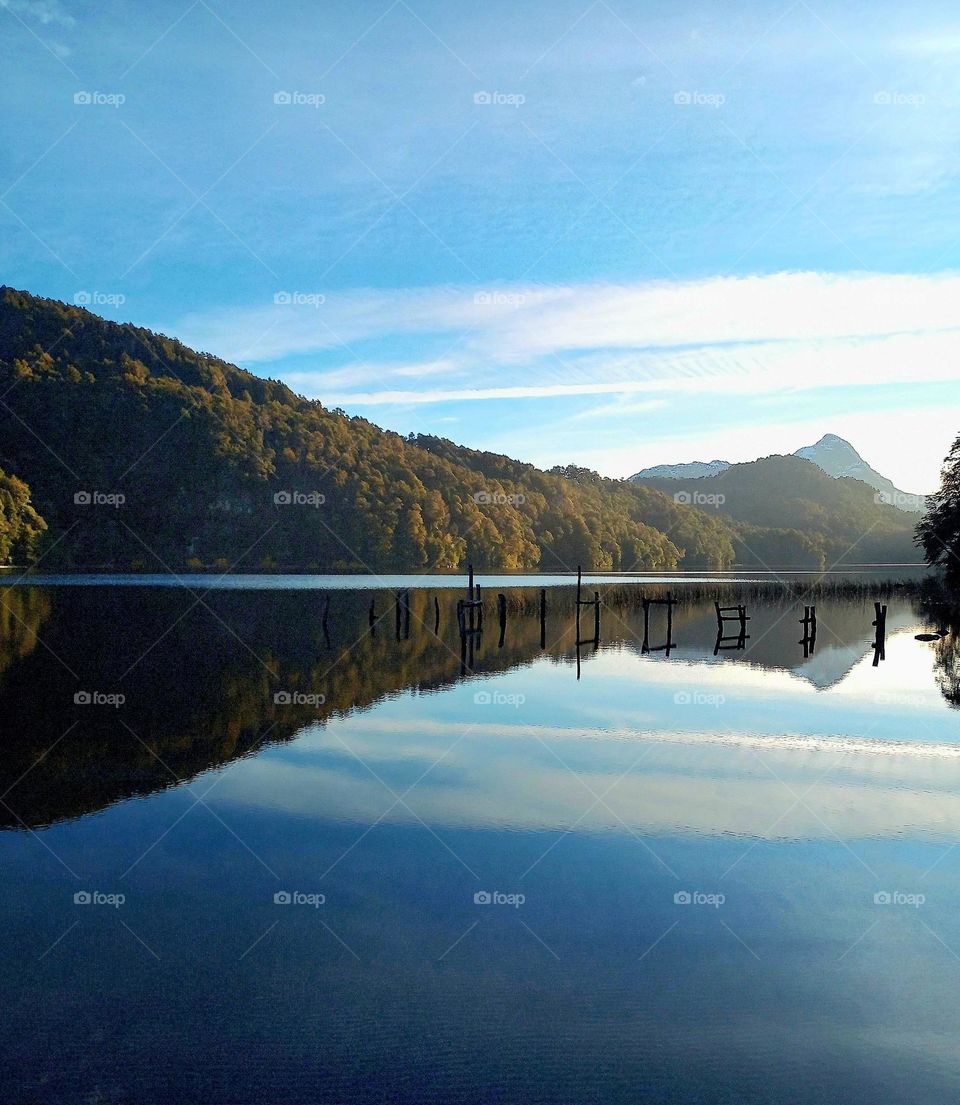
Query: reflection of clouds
213 714 960 843
587 629 947 742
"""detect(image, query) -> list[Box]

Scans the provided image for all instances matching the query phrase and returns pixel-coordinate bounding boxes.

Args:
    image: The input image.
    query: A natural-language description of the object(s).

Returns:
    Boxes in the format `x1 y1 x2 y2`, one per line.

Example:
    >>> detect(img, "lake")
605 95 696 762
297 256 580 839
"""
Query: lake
3 575 960 1103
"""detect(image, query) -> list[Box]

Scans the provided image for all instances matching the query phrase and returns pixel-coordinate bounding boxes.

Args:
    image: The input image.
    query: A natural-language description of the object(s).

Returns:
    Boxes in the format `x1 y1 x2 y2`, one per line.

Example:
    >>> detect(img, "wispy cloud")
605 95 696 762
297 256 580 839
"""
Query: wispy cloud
0 0 75 27
177 271 960 408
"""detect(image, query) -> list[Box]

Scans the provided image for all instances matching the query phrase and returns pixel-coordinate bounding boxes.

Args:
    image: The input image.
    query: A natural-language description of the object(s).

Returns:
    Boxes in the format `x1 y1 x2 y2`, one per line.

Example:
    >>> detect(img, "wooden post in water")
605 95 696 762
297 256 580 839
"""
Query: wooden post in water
395 591 403 641
642 592 676 655
798 604 818 656
539 588 546 649
575 566 601 651
872 601 887 666
434 595 440 634
369 597 376 628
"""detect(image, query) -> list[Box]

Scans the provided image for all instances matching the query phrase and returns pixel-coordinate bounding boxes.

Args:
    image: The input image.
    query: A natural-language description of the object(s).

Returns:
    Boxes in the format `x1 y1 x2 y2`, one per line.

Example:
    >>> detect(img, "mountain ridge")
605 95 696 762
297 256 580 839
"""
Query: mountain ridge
0 287 925 571
631 433 924 512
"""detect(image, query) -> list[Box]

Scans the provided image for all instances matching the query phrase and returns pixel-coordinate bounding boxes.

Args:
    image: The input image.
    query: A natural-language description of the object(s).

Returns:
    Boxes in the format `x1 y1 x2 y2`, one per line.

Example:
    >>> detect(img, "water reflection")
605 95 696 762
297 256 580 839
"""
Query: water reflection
0 582 954 831
5 580 960 1104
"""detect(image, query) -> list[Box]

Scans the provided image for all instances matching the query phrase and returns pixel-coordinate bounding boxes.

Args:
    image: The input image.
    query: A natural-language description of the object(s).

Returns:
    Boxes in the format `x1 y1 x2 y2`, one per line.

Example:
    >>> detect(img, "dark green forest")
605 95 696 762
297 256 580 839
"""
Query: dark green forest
0 286 927 571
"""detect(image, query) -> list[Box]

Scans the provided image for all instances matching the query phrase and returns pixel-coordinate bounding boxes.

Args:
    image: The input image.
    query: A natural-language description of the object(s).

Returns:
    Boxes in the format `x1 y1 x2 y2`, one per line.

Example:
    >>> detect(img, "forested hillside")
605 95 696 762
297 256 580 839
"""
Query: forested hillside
0 287 736 571
0 467 45 565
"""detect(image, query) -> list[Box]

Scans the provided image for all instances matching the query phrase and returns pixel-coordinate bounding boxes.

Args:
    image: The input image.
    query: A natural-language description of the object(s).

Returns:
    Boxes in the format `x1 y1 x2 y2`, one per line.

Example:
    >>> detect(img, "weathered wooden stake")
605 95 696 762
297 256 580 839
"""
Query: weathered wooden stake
872 601 887 666
539 587 546 649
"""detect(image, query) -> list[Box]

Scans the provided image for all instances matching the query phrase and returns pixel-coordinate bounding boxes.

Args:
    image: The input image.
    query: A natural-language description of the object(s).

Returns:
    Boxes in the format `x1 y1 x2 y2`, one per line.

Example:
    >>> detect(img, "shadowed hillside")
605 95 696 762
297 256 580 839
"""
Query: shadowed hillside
0 287 736 572
635 455 922 566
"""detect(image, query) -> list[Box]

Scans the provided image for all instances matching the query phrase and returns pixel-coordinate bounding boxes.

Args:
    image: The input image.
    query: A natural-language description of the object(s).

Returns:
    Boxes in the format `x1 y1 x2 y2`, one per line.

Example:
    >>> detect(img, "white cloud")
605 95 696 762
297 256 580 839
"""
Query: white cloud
175 271 960 490
0 0 74 27
180 272 960 390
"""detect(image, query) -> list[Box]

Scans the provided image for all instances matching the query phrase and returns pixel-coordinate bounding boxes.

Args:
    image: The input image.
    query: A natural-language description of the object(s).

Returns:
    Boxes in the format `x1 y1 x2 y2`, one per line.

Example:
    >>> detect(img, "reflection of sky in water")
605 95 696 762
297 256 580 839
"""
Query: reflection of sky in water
5 590 960 1103
211 622 960 844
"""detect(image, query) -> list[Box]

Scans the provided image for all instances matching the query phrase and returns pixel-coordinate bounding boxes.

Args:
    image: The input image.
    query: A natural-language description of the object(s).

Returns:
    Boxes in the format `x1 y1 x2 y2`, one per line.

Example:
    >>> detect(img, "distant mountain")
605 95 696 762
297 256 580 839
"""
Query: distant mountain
631 432 924 514
633 454 923 567
630 458 731 480
793 433 924 511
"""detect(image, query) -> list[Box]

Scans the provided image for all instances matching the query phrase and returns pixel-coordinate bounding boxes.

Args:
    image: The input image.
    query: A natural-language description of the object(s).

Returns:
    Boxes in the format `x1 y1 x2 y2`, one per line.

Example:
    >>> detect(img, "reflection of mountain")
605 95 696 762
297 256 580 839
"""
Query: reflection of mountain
790 621 918 689
0 583 935 829
634 596 918 689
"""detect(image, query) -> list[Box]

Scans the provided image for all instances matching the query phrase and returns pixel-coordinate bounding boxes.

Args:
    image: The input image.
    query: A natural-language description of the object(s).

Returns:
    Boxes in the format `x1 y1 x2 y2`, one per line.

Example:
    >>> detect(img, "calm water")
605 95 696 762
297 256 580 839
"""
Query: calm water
3 578 960 1103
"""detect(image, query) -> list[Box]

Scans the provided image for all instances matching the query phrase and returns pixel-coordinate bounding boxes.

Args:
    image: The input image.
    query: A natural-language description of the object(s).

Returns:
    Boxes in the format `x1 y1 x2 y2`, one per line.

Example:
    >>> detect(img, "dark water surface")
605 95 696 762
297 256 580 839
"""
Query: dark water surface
3 578 960 1103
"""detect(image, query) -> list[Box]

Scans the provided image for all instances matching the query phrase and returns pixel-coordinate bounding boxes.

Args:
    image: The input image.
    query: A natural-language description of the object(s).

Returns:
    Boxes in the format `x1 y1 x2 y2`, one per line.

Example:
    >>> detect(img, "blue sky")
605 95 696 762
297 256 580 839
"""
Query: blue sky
3 0 960 491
